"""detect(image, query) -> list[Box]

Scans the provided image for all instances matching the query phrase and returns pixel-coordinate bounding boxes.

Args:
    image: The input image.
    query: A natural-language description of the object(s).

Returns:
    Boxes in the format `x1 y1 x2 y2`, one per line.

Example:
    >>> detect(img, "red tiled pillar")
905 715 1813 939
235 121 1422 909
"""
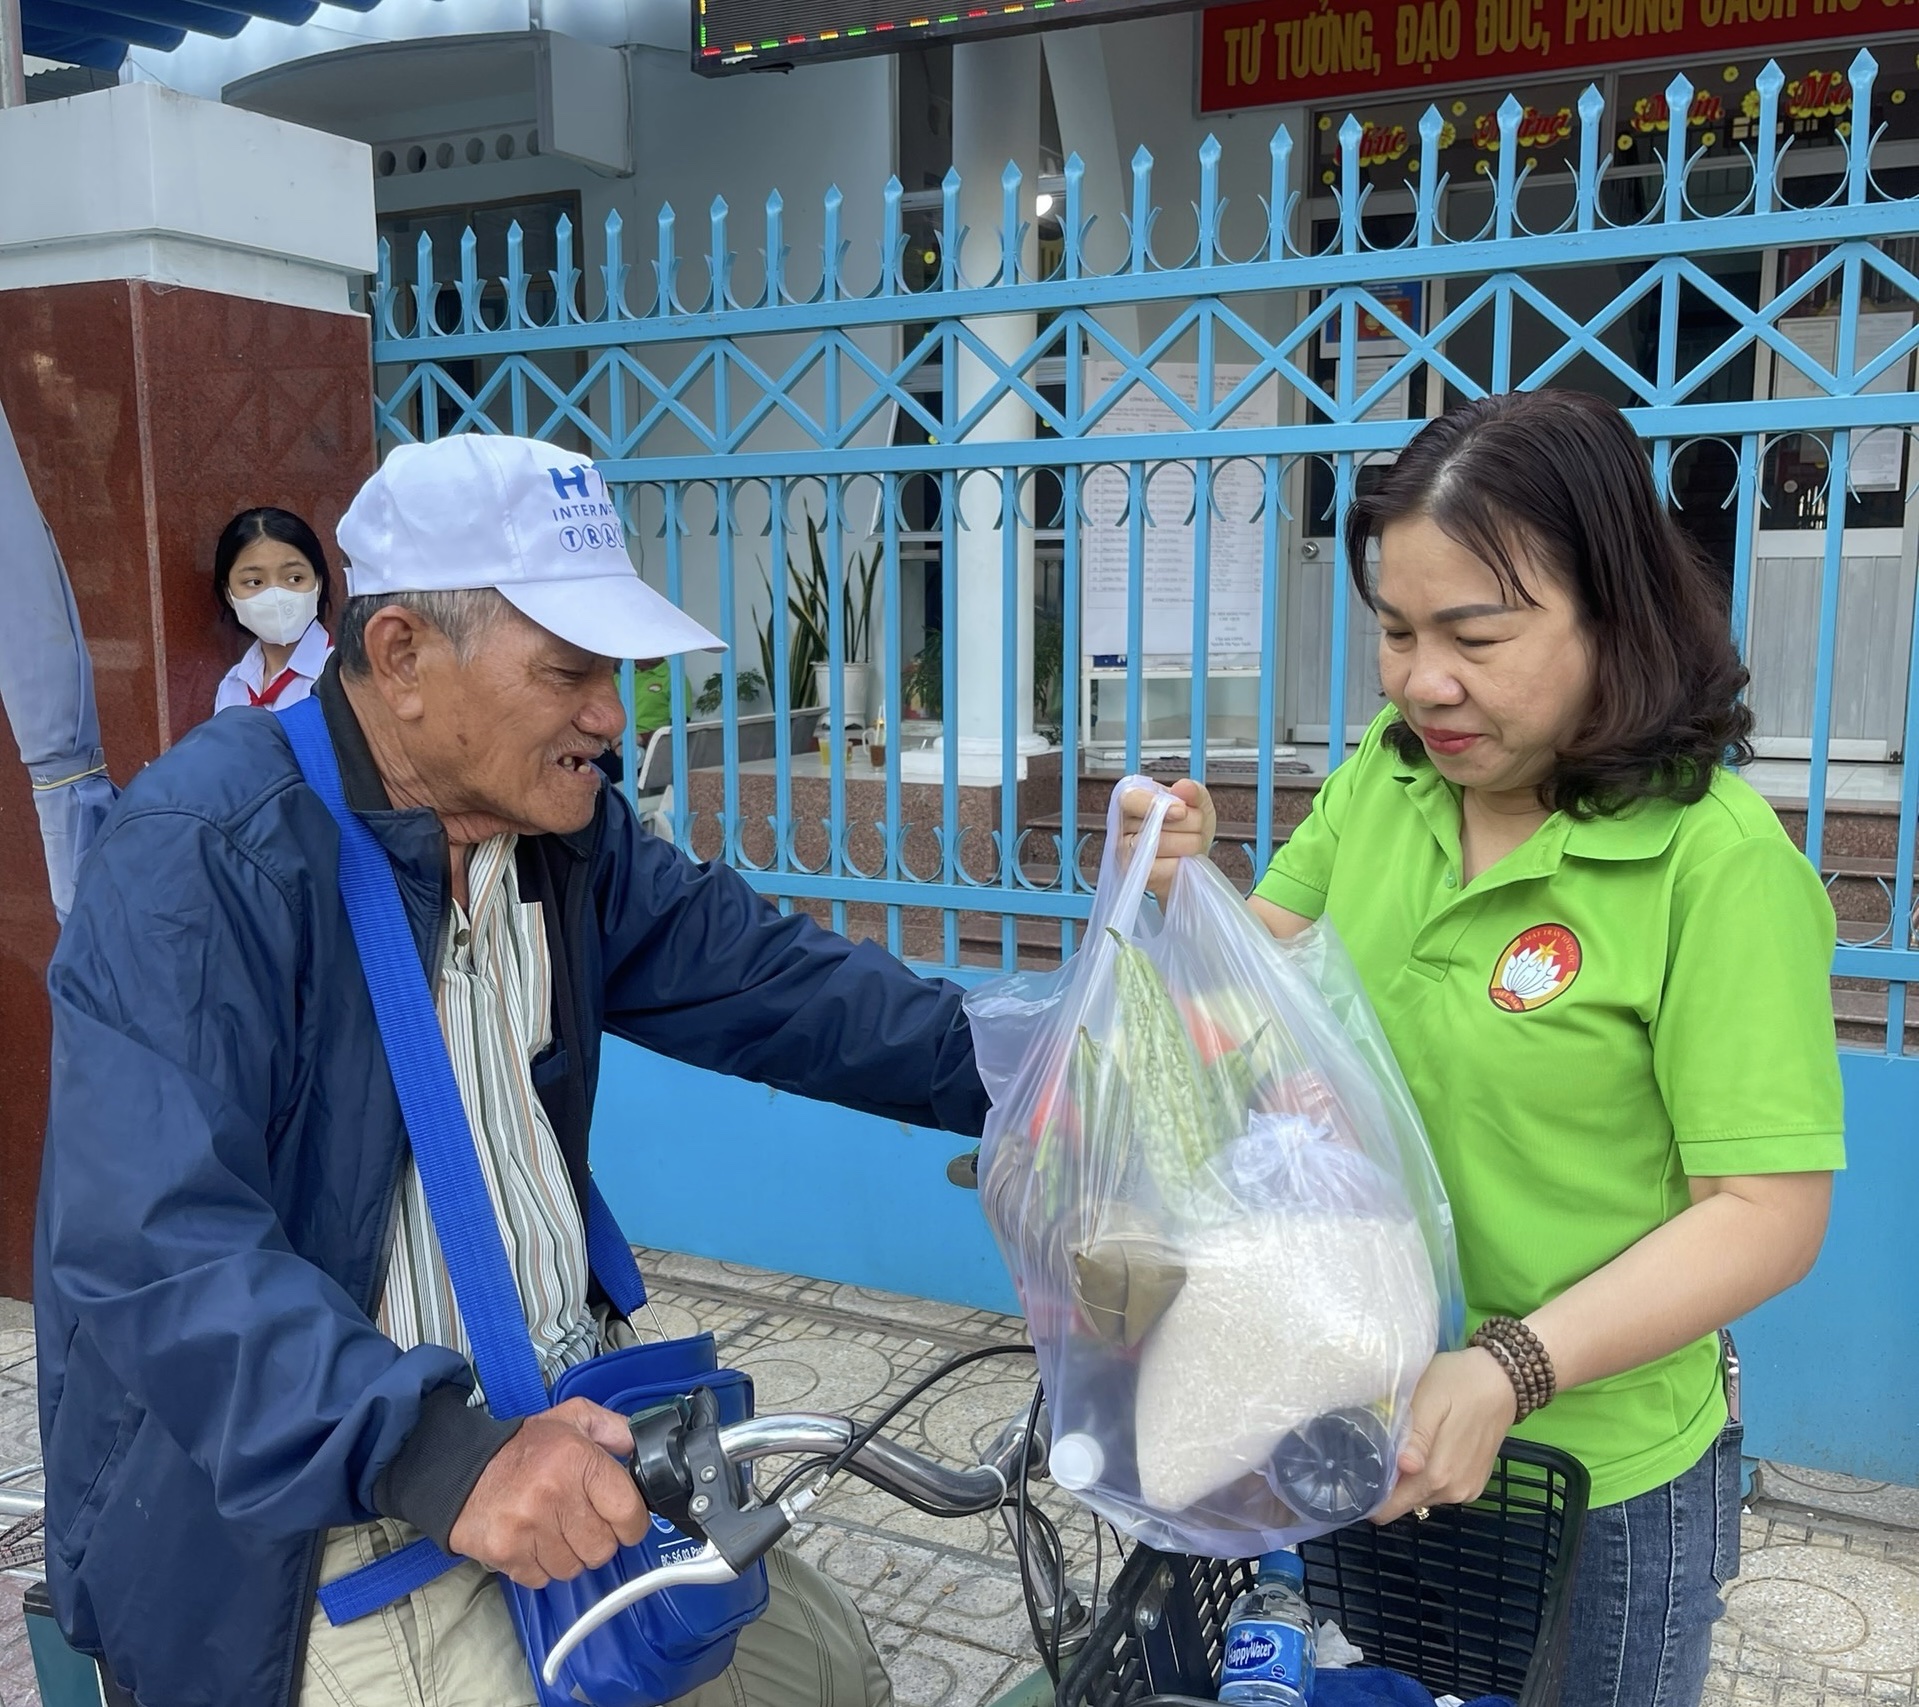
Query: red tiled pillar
0 87 376 1298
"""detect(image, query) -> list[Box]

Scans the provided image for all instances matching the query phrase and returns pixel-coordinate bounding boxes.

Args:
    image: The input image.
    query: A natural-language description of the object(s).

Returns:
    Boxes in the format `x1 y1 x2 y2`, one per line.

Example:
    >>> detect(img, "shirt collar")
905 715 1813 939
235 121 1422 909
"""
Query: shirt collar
289 618 333 678
315 656 396 815
1561 795 1687 862
1390 743 1687 879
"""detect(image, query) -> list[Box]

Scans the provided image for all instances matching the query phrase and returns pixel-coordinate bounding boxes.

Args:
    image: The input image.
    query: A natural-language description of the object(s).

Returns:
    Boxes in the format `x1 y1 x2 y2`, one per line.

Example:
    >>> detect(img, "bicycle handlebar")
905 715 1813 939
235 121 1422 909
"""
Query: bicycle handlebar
540 1392 1051 1686
717 1409 1038 1515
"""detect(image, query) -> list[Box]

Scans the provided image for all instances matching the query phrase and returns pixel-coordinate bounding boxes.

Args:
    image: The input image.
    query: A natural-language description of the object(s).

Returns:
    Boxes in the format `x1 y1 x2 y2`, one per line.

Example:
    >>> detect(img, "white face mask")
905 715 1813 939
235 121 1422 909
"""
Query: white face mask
232 584 319 647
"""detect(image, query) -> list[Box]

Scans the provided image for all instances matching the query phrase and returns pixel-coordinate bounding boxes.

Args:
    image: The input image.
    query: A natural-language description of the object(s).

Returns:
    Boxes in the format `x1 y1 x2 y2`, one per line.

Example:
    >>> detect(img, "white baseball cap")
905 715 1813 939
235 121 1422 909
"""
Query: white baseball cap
336 436 723 659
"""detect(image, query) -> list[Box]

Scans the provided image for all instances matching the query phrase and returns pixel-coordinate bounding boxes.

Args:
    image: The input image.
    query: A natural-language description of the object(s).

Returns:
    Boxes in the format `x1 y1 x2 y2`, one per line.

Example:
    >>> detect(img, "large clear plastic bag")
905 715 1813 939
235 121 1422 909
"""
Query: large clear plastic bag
965 779 1464 1557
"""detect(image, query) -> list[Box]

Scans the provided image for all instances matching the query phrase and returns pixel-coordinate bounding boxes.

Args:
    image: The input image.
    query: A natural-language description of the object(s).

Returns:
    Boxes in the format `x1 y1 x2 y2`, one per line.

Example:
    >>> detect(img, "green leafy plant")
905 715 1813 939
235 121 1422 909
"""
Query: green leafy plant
755 514 879 707
1033 614 1064 725
694 668 767 717
905 625 943 718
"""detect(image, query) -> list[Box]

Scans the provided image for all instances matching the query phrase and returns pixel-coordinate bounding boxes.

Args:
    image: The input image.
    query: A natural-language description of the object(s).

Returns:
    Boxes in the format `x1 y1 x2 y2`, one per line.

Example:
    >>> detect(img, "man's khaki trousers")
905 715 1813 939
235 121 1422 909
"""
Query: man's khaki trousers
300 1520 894 1707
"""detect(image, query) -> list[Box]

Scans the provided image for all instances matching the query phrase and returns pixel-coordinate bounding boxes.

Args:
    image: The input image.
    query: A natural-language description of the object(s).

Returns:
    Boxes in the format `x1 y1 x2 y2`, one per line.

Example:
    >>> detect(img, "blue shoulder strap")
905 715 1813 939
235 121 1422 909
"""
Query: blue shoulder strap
280 696 550 1421
587 1179 647 1316
280 697 647 1624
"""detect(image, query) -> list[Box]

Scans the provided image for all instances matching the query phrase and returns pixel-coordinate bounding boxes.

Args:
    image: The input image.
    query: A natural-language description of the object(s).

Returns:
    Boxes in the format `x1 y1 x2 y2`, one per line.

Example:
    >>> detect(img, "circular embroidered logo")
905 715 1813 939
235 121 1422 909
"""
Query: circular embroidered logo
1490 924 1582 1013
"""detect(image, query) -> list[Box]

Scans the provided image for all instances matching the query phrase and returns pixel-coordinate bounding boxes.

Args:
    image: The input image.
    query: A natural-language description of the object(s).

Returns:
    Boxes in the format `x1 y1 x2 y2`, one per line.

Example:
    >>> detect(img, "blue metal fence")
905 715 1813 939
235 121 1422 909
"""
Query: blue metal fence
372 48 1919 1056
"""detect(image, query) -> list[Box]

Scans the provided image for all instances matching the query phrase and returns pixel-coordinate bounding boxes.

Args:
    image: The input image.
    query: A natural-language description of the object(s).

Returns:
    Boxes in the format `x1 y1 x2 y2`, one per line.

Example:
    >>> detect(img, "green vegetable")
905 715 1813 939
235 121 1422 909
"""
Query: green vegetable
1107 929 1230 1211
1208 1023 1271 1118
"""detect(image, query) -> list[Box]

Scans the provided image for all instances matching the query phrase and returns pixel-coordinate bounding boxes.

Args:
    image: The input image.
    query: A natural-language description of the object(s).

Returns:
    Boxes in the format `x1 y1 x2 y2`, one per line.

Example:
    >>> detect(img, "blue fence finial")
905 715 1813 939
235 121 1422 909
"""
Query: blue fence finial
1337 114 1362 253
941 167 962 292
375 234 398 341
1000 160 1024 287
1063 152 1086 281
1129 145 1154 273
505 220 527 330
1663 72 1693 222
880 177 902 296
823 184 845 302
413 229 435 339
457 227 480 335
763 189 786 308
1576 85 1604 232
654 202 678 318
1493 96 1522 237
1416 106 1444 246
709 194 731 313
1197 135 1222 268
553 211 578 326
1754 61 1784 216
1266 124 1293 262
602 210 630 322
1847 48 1877 206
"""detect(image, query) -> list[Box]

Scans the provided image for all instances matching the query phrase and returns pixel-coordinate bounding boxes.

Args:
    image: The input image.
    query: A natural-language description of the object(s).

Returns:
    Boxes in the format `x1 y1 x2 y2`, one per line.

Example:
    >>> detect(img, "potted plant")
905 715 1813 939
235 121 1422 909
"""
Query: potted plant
904 625 942 720
756 514 880 722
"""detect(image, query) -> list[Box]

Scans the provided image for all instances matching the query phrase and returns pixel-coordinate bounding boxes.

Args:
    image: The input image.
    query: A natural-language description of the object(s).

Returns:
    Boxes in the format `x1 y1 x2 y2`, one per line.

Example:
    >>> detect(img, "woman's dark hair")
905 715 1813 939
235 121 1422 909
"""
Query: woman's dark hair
1345 389 1753 817
212 507 333 626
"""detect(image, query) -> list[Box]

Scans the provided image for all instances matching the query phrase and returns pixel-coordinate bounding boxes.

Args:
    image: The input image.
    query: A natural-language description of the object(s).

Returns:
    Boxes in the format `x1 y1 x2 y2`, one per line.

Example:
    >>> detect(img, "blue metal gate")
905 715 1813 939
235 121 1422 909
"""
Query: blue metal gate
372 52 1919 1478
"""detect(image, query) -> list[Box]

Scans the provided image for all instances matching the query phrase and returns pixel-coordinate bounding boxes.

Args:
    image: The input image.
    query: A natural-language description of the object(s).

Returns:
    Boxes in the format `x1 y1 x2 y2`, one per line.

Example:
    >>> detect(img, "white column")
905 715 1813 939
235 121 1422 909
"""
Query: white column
1041 26 1137 349
912 34 1048 784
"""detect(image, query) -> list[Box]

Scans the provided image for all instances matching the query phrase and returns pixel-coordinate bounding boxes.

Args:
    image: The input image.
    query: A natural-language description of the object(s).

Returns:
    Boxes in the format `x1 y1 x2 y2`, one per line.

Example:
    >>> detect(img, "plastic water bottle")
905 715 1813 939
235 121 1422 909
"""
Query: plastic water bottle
1216 1550 1316 1706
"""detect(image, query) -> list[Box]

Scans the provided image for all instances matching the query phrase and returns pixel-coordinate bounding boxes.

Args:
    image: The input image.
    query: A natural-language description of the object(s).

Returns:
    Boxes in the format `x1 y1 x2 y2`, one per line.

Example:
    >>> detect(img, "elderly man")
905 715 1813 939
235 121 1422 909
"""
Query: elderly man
36 437 987 1707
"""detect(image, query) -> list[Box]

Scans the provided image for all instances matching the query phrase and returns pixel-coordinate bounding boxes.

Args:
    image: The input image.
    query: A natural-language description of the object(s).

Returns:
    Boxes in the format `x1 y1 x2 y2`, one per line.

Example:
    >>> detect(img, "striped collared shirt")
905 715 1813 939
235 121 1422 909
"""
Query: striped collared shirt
379 834 600 1400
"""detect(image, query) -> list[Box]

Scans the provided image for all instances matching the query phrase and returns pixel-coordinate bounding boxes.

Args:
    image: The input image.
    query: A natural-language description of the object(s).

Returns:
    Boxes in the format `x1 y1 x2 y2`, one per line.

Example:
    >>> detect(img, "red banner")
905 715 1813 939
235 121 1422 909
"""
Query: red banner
1198 0 1919 113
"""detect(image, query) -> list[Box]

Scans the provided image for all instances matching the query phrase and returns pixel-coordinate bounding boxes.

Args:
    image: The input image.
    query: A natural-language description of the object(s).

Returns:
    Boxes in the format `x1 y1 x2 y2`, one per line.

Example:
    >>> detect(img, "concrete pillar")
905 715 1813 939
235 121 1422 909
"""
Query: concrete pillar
1041 26 1137 348
911 34 1048 784
0 84 376 1296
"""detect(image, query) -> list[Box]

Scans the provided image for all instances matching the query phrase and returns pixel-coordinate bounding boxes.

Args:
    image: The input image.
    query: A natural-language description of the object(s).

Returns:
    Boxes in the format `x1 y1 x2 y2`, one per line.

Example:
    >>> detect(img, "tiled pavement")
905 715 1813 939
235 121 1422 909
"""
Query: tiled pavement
3 1267 1916 1706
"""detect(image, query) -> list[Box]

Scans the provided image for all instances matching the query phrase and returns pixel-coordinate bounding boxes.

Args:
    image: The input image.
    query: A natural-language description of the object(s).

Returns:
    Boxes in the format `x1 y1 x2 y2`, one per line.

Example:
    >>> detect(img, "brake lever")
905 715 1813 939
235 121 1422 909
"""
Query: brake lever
541 1543 740 1684
543 1387 809 1689
630 1386 792 1573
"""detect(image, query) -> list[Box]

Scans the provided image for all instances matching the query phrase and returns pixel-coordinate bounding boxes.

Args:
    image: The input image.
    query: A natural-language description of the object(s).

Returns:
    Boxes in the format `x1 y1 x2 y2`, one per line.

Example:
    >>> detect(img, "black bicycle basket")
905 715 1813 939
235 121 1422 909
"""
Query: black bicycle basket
1055 1440 1589 1707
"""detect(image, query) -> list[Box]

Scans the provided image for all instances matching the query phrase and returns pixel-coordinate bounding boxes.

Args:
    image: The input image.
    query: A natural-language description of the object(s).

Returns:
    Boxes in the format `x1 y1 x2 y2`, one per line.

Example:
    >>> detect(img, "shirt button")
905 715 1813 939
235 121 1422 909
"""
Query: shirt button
1443 871 1458 889
455 927 472 949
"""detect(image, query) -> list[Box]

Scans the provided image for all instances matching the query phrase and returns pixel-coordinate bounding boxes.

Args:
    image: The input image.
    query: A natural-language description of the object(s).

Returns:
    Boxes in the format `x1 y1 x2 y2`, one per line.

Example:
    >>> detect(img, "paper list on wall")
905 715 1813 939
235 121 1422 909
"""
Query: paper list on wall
1773 312 1914 494
1080 361 1277 661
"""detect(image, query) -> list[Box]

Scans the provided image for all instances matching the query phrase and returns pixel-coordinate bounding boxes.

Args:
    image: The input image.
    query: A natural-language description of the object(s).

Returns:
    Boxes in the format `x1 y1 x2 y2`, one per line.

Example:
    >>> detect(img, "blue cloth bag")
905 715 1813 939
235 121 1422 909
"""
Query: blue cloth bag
282 696 769 1706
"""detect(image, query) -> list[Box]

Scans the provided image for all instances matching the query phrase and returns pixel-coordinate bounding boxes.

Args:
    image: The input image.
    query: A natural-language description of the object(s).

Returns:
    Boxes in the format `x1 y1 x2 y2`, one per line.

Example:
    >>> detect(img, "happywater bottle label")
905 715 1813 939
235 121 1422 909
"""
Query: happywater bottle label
1219 1621 1312 1694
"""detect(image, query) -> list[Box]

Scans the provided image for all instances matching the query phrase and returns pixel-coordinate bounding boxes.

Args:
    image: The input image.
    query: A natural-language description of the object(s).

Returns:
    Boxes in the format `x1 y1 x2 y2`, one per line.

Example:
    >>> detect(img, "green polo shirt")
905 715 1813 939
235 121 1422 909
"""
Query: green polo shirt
633 660 676 738
1253 711 1845 1509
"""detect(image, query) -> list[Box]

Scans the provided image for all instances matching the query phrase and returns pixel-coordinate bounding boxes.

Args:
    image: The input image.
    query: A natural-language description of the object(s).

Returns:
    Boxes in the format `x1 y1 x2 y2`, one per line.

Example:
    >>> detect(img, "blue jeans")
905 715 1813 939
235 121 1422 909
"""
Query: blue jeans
1559 1424 1744 1707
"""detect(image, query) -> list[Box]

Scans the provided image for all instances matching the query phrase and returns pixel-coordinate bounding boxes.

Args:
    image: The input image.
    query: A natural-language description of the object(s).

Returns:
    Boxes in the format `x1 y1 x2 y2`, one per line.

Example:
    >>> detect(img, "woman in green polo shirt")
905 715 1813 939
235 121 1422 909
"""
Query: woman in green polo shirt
1137 389 1842 1707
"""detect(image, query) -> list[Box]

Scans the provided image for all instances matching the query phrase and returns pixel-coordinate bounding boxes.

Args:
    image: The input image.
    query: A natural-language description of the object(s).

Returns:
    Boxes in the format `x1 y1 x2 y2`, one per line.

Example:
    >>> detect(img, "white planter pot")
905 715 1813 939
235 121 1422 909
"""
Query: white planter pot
810 660 875 724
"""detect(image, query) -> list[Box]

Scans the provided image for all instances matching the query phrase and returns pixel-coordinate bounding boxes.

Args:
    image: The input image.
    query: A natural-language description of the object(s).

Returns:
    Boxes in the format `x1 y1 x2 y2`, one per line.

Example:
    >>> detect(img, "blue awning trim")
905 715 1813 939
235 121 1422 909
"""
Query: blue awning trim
23 24 134 63
32 0 186 49
25 0 384 69
72 0 254 39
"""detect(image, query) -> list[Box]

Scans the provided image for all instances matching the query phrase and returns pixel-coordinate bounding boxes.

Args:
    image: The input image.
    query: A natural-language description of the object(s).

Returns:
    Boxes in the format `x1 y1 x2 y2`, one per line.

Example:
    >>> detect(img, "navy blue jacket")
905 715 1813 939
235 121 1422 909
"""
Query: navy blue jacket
36 665 988 1707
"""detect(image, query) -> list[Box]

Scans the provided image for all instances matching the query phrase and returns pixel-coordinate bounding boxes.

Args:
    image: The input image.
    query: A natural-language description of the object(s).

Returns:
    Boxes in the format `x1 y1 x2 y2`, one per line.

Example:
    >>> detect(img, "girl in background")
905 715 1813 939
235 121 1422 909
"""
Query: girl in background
212 507 334 714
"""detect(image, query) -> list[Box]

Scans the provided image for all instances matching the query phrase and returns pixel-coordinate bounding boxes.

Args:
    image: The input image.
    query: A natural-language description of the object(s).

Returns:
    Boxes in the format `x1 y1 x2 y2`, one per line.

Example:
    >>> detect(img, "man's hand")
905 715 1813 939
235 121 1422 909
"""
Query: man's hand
1118 780 1217 908
448 1397 652 1588
1370 1349 1518 1526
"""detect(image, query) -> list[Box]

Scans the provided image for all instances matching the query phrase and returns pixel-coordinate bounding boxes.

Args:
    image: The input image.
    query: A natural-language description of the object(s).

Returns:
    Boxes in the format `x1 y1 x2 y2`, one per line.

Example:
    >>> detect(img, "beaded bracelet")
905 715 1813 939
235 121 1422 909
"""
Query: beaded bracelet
1470 1316 1558 1422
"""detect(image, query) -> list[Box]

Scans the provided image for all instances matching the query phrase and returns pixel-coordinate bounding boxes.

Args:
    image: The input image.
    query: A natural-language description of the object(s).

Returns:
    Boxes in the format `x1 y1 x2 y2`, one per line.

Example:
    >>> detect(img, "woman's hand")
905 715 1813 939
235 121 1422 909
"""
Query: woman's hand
1118 779 1217 907
1371 1348 1518 1525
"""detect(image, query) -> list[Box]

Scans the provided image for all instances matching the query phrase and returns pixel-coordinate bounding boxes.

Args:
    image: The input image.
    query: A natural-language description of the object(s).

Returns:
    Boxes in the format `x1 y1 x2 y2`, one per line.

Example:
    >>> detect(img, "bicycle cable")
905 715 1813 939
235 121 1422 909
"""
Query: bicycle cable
756 1341 1037 1514
1010 1380 1067 1687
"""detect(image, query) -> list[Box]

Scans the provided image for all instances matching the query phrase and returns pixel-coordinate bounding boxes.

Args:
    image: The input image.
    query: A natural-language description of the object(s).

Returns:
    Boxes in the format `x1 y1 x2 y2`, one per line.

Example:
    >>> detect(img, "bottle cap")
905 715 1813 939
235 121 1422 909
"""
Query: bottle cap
1255 1549 1305 1586
1048 1432 1105 1490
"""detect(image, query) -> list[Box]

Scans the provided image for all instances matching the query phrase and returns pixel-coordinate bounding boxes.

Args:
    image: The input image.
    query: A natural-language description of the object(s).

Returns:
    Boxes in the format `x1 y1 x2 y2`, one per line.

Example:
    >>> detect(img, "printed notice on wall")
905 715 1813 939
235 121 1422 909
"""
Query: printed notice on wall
1080 362 1278 663
1773 312 1915 494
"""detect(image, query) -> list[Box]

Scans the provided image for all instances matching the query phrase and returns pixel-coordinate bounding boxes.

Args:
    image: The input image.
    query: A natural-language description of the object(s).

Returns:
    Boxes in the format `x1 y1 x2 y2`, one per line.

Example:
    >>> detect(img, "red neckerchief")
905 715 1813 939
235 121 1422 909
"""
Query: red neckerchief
247 666 301 708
